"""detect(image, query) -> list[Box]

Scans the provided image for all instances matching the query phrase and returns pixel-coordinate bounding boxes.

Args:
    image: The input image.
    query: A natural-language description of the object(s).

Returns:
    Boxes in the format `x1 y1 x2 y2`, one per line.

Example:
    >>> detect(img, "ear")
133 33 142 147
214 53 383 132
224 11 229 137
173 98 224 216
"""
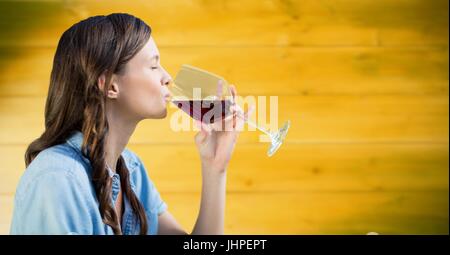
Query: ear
97 73 119 99
107 77 120 99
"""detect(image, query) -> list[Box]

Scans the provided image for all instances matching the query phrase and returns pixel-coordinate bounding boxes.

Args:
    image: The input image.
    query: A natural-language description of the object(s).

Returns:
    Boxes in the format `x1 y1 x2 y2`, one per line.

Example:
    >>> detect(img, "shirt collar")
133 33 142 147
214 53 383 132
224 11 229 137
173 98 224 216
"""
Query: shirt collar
66 130 138 174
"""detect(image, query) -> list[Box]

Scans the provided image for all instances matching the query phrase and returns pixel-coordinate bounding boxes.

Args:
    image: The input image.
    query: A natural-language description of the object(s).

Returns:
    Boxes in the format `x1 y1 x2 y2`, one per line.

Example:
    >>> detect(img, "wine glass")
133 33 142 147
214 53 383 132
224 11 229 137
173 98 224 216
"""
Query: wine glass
169 64 290 157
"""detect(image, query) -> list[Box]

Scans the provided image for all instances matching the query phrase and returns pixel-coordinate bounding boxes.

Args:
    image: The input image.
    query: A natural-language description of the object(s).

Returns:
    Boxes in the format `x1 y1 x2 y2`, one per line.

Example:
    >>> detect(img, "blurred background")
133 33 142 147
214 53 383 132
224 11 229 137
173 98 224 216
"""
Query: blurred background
0 0 448 234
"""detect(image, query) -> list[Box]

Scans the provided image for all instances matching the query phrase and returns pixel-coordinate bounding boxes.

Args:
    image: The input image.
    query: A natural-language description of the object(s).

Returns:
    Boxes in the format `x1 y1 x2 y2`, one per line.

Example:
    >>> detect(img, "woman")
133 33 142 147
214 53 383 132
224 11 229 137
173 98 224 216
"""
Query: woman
10 13 247 235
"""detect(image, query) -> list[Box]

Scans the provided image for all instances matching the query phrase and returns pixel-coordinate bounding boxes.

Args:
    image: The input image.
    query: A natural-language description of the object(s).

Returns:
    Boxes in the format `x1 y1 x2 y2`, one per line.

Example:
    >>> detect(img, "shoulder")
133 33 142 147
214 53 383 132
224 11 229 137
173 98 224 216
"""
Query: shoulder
121 147 143 171
121 148 152 186
121 148 157 192
15 144 92 202
10 144 100 234
121 148 167 218
122 148 149 176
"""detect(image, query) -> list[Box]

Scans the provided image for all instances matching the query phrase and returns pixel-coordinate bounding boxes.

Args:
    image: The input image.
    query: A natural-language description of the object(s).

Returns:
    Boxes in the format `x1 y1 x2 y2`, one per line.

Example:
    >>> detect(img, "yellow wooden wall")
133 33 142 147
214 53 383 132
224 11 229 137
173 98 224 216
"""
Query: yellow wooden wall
0 0 448 234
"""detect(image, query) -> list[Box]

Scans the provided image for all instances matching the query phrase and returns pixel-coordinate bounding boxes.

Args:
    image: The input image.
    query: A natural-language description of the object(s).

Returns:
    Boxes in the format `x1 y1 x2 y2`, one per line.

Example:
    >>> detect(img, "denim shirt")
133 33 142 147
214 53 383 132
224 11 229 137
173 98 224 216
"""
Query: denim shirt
10 131 167 235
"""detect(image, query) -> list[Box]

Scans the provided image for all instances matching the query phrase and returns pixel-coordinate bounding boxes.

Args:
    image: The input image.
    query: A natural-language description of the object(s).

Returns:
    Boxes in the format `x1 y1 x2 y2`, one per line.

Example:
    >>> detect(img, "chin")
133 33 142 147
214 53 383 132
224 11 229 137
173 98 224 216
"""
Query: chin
144 104 167 119
153 108 167 119
159 110 168 119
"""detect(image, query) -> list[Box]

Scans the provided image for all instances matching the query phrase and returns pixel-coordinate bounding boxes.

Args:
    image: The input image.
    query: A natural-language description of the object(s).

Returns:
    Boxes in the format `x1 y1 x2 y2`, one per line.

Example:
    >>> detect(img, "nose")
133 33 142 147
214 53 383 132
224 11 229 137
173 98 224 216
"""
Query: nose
161 67 172 87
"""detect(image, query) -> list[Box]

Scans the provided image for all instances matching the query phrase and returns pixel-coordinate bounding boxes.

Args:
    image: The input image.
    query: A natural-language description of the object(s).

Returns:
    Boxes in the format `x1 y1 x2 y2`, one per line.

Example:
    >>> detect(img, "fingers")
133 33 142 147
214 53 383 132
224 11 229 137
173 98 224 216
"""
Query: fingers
229 103 252 131
243 104 256 122
194 129 207 145
194 120 212 141
227 85 240 131
222 110 236 131
216 79 223 98
206 104 255 132
218 102 241 131
202 84 255 132
230 104 244 117
229 85 237 104
200 120 213 134
234 105 253 132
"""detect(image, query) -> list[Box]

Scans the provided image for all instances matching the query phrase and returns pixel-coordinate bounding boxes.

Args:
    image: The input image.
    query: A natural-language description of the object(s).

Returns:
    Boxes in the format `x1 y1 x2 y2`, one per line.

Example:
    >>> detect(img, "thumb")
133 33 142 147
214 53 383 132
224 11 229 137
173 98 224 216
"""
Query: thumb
194 129 208 145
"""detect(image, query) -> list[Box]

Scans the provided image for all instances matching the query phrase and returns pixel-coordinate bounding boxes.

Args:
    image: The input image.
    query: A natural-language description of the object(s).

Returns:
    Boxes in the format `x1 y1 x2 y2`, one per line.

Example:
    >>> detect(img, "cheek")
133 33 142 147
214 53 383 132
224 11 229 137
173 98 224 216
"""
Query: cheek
121 71 165 118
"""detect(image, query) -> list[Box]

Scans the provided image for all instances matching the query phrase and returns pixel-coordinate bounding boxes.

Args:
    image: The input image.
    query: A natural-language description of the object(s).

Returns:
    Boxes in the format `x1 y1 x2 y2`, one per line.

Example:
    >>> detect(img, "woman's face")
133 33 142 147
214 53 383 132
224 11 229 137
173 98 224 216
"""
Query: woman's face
112 36 172 121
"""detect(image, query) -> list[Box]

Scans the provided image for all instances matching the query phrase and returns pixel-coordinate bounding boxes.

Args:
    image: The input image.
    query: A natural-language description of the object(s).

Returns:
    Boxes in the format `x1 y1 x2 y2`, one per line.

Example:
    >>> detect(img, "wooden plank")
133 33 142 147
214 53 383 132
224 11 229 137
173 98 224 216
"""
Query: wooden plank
1 143 448 194
1 191 448 234
0 46 448 97
0 95 447 145
0 195 12 234
131 143 450 193
0 0 447 47
0 0 70 48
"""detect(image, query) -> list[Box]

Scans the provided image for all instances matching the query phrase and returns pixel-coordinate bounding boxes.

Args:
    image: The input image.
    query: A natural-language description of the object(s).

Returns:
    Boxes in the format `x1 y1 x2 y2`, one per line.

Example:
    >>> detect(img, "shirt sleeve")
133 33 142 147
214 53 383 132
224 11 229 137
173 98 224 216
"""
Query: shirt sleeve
10 170 93 235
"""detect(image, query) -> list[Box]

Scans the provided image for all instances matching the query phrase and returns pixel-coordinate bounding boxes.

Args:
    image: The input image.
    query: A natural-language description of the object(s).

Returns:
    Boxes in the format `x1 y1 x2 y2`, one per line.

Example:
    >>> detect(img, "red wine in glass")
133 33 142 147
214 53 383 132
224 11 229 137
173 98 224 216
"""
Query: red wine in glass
170 64 290 157
173 99 233 124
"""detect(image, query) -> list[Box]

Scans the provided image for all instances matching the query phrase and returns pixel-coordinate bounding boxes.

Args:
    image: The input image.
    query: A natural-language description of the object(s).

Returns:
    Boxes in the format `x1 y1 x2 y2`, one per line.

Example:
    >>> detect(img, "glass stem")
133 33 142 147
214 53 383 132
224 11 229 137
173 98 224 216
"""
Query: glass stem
237 114 274 139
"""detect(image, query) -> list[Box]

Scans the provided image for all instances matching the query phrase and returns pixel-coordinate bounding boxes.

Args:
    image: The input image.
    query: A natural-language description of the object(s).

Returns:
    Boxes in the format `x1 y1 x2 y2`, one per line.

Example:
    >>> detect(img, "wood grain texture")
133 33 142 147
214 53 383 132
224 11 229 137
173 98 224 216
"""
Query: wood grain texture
0 0 448 234
0 95 447 145
0 0 447 47
1 191 448 234
1 143 448 194
0 46 448 97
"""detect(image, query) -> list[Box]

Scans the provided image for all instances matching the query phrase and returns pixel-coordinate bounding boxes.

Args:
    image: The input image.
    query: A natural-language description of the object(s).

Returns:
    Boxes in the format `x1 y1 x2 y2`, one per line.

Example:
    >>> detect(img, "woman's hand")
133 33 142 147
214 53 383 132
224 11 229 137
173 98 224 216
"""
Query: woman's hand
194 85 253 174
191 84 254 234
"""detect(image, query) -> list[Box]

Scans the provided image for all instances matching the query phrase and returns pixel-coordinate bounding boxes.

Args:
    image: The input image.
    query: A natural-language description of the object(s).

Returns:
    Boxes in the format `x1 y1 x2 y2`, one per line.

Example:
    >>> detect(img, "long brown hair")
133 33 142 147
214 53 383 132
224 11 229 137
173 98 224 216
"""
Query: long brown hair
25 13 150 234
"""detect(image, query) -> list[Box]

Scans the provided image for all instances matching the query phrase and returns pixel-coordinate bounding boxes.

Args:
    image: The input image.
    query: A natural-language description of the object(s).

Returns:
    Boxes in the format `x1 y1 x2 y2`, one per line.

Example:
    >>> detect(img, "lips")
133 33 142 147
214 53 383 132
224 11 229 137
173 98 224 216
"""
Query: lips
163 94 171 102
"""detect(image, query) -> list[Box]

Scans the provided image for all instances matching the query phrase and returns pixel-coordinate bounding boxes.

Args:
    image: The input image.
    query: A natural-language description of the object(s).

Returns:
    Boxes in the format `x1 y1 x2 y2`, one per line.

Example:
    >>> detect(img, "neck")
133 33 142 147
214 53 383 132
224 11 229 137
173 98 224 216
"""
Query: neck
104 108 138 173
